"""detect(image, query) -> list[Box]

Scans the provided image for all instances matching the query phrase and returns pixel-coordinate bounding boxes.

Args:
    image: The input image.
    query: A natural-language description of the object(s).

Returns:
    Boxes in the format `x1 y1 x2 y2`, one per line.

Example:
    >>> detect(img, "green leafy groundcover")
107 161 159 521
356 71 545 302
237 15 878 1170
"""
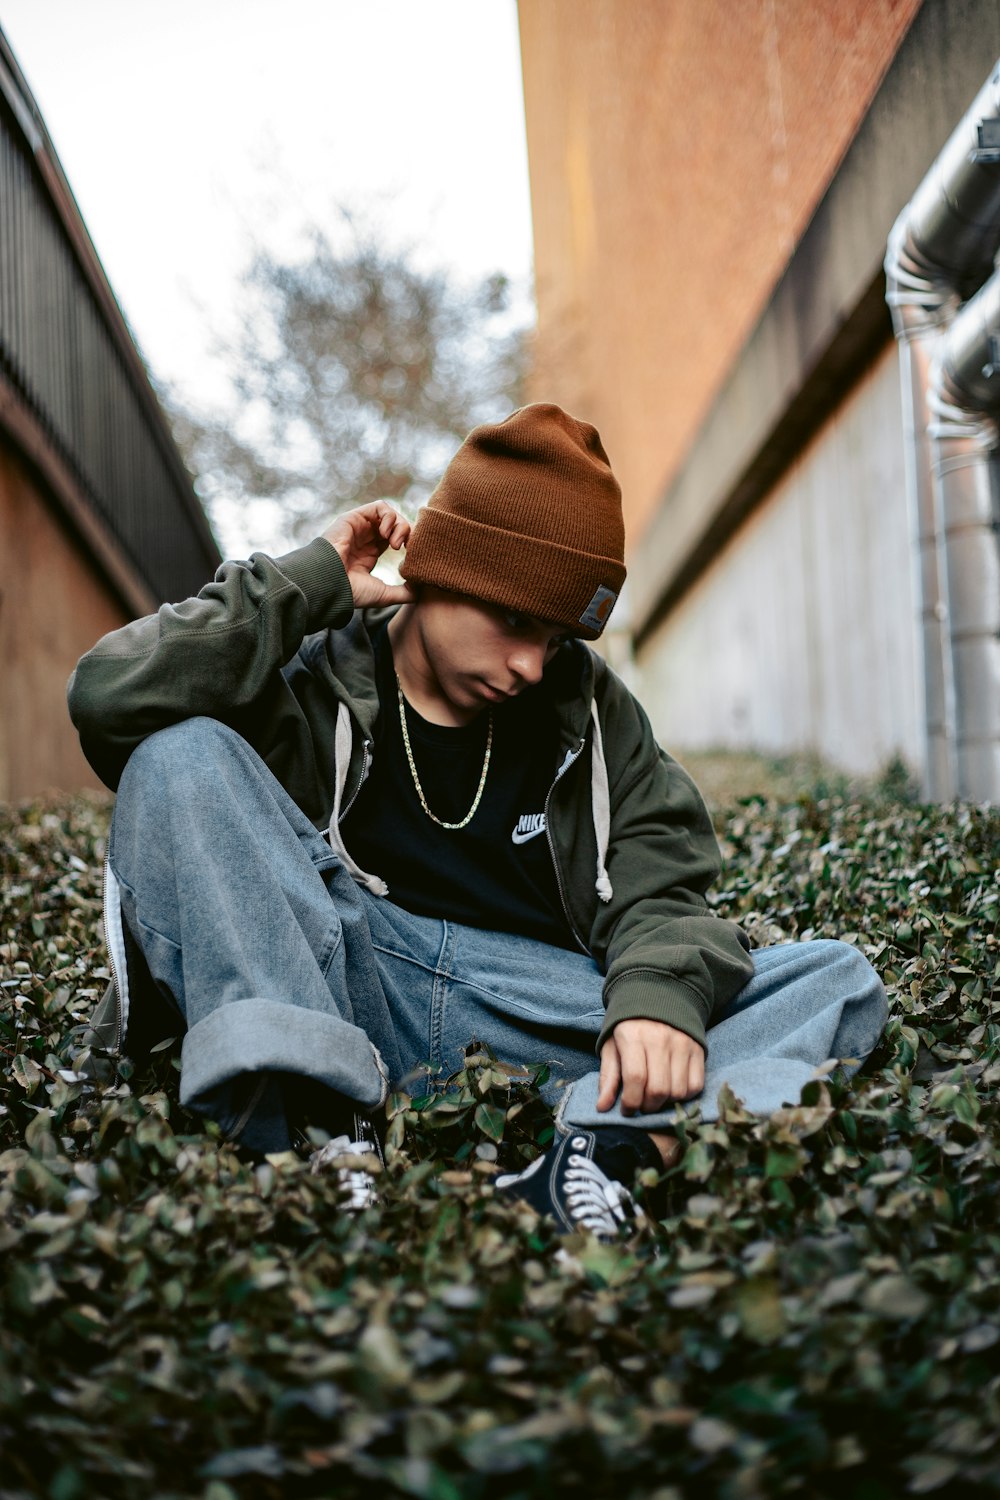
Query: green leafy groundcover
1 786 998 1500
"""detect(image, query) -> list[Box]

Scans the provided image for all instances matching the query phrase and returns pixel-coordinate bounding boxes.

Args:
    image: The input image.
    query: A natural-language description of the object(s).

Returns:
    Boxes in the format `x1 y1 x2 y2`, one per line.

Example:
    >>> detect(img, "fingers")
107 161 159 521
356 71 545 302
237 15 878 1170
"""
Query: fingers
323 501 411 555
606 1020 706 1115
639 1034 704 1112
323 503 414 609
614 1029 649 1115
597 1037 621 1112
372 500 411 552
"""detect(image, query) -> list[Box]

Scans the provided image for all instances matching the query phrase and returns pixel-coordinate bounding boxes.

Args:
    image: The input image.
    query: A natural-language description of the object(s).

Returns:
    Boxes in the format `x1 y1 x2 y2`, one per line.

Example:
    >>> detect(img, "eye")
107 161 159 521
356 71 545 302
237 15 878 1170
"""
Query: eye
499 609 570 651
501 610 534 634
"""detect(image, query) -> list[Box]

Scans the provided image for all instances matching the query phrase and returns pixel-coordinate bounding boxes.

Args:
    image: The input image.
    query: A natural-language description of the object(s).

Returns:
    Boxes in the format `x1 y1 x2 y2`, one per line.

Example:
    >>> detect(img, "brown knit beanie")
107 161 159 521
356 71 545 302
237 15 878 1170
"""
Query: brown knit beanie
400 403 626 639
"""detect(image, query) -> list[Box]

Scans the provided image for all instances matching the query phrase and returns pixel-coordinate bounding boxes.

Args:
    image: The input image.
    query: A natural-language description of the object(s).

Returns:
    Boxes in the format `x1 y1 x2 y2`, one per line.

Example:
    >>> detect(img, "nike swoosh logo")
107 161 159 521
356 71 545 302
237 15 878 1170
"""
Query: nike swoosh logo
511 820 547 845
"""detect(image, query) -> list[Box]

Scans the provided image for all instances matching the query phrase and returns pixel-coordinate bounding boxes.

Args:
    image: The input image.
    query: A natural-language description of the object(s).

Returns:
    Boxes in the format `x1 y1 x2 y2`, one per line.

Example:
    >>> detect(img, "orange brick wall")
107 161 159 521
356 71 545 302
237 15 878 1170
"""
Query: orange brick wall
517 0 924 543
0 440 127 801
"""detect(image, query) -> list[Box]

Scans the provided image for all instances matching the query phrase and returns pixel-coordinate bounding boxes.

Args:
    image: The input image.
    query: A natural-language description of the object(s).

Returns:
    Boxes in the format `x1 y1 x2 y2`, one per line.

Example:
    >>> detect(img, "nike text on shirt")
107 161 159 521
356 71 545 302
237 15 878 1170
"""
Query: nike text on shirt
512 813 547 845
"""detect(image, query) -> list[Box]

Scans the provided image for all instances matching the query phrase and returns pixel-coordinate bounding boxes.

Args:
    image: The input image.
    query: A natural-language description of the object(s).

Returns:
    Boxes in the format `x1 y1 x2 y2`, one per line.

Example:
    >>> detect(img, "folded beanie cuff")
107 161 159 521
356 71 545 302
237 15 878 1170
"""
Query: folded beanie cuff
397 404 625 637
401 507 626 639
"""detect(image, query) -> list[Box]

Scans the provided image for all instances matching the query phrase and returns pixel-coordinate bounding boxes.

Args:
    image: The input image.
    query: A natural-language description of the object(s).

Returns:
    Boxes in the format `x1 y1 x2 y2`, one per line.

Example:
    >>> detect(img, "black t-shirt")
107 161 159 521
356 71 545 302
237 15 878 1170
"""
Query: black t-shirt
340 622 576 949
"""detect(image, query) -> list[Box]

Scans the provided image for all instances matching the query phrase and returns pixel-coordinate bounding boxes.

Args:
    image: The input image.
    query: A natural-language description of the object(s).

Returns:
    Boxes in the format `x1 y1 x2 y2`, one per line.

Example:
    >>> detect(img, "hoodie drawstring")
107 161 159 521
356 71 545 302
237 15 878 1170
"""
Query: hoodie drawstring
589 700 613 903
327 703 389 896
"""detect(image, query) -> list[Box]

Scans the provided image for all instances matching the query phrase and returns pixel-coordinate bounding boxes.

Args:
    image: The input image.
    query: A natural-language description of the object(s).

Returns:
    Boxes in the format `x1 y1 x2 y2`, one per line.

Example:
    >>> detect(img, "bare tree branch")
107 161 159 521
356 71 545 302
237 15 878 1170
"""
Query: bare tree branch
168 209 529 544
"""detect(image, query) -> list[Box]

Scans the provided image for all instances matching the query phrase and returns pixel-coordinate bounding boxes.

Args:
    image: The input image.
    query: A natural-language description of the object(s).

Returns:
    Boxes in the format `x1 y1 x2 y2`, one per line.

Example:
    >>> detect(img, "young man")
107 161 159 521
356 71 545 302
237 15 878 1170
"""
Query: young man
69 404 887 1237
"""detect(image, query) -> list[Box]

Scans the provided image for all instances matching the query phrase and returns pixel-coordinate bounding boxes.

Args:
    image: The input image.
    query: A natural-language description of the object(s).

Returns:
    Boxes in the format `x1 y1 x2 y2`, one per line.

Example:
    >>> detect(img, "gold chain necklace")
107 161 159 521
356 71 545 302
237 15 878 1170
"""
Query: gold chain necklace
395 673 493 830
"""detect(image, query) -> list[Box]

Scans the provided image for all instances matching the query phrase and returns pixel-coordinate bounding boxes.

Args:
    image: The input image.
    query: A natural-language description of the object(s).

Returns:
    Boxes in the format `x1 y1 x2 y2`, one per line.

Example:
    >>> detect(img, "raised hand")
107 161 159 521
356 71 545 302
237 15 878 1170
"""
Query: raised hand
323 502 416 609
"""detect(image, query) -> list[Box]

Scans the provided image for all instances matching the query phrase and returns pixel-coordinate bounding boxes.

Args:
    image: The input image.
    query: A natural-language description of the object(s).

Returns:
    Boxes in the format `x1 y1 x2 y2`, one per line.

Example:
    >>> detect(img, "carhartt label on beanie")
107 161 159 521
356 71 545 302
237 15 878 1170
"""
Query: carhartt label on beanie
579 585 619 635
400 403 626 639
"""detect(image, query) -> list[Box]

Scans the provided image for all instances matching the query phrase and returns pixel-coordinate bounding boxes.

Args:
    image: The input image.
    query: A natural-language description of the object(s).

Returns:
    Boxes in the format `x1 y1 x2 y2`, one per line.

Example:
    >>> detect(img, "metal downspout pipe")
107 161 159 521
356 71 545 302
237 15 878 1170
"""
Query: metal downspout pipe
928 275 1000 800
884 61 1000 800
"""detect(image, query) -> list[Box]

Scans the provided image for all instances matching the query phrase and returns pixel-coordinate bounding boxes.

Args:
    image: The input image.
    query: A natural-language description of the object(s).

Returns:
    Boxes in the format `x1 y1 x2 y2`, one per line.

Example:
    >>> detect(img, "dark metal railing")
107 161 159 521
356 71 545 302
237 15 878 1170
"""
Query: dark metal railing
0 31 220 606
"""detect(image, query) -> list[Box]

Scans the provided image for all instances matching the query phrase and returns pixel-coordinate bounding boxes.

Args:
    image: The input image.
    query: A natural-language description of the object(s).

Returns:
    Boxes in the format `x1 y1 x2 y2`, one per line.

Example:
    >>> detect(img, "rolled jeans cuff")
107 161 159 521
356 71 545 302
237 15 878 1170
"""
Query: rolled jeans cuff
179 997 390 1117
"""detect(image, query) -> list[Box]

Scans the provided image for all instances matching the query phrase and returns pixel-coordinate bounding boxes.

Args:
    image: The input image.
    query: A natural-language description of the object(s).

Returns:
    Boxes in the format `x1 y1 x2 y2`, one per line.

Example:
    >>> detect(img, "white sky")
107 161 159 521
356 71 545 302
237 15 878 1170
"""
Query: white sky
0 1 534 548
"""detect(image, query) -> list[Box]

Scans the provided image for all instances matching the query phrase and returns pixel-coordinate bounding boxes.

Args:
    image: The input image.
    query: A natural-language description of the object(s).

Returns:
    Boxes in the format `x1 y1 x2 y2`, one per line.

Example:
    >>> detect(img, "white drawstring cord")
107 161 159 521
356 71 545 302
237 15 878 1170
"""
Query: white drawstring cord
589 700 613 903
326 702 389 896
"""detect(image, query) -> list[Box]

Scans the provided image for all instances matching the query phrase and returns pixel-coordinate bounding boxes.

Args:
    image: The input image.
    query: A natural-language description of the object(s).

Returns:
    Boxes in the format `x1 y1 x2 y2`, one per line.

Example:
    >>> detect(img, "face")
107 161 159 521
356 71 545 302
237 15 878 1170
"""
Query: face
403 588 571 722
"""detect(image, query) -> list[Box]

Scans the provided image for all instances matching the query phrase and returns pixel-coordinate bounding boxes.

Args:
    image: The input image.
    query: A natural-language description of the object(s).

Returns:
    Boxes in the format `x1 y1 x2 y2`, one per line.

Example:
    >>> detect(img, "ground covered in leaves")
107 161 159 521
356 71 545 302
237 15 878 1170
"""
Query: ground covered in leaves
1 780 998 1499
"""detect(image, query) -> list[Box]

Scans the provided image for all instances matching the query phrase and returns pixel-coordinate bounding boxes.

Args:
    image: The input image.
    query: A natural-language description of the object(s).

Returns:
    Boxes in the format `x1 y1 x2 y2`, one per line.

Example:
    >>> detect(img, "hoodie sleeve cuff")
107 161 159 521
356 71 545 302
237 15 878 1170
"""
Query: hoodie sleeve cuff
270 537 356 632
596 973 710 1056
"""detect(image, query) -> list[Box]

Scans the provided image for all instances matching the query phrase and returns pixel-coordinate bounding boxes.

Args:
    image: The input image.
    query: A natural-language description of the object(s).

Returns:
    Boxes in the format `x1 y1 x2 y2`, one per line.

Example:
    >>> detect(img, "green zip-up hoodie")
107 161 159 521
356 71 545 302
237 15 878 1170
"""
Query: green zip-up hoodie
68 538 753 1058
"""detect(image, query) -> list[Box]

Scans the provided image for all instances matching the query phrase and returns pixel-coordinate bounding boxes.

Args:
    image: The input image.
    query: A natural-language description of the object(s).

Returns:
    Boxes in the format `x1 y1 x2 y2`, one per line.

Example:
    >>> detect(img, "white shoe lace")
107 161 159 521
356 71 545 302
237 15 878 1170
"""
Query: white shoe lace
309 1133 380 1209
496 1141 642 1237
563 1152 636 1235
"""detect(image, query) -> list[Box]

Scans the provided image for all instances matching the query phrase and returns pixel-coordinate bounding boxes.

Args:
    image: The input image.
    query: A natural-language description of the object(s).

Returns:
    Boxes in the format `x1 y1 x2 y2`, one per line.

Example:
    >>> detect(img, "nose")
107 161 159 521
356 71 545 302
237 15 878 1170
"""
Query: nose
508 641 547 686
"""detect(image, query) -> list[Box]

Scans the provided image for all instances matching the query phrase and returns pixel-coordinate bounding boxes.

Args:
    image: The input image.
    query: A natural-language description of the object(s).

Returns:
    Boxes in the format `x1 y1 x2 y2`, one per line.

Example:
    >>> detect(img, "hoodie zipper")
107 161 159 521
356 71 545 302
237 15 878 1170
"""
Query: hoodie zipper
544 738 589 954
338 737 372 823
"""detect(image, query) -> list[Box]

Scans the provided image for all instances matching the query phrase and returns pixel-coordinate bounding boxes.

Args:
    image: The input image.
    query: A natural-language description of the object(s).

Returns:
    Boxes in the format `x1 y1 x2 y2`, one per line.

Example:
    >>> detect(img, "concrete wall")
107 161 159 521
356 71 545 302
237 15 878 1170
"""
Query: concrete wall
637 348 921 775
0 438 126 801
517 0 922 540
518 0 1000 790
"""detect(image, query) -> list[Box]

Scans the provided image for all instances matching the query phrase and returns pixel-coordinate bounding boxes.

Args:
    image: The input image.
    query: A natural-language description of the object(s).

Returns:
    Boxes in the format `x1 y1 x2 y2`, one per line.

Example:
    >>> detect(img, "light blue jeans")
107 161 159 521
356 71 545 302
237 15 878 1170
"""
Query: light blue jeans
110 718 888 1152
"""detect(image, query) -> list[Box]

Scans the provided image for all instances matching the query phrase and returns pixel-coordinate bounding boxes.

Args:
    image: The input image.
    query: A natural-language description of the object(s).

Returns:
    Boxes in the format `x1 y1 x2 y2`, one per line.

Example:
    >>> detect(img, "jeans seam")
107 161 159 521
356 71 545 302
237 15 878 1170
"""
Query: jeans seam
134 914 182 952
369 943 444 980
316 920 345 981
429 922 455 1068
107 850 136 902
109 858 180 951
463 985 605 1022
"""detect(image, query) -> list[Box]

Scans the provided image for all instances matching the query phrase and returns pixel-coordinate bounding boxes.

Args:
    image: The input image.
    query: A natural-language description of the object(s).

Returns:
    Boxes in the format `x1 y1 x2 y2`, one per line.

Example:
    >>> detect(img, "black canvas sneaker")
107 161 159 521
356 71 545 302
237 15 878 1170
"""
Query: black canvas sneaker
495 1124 664 1238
